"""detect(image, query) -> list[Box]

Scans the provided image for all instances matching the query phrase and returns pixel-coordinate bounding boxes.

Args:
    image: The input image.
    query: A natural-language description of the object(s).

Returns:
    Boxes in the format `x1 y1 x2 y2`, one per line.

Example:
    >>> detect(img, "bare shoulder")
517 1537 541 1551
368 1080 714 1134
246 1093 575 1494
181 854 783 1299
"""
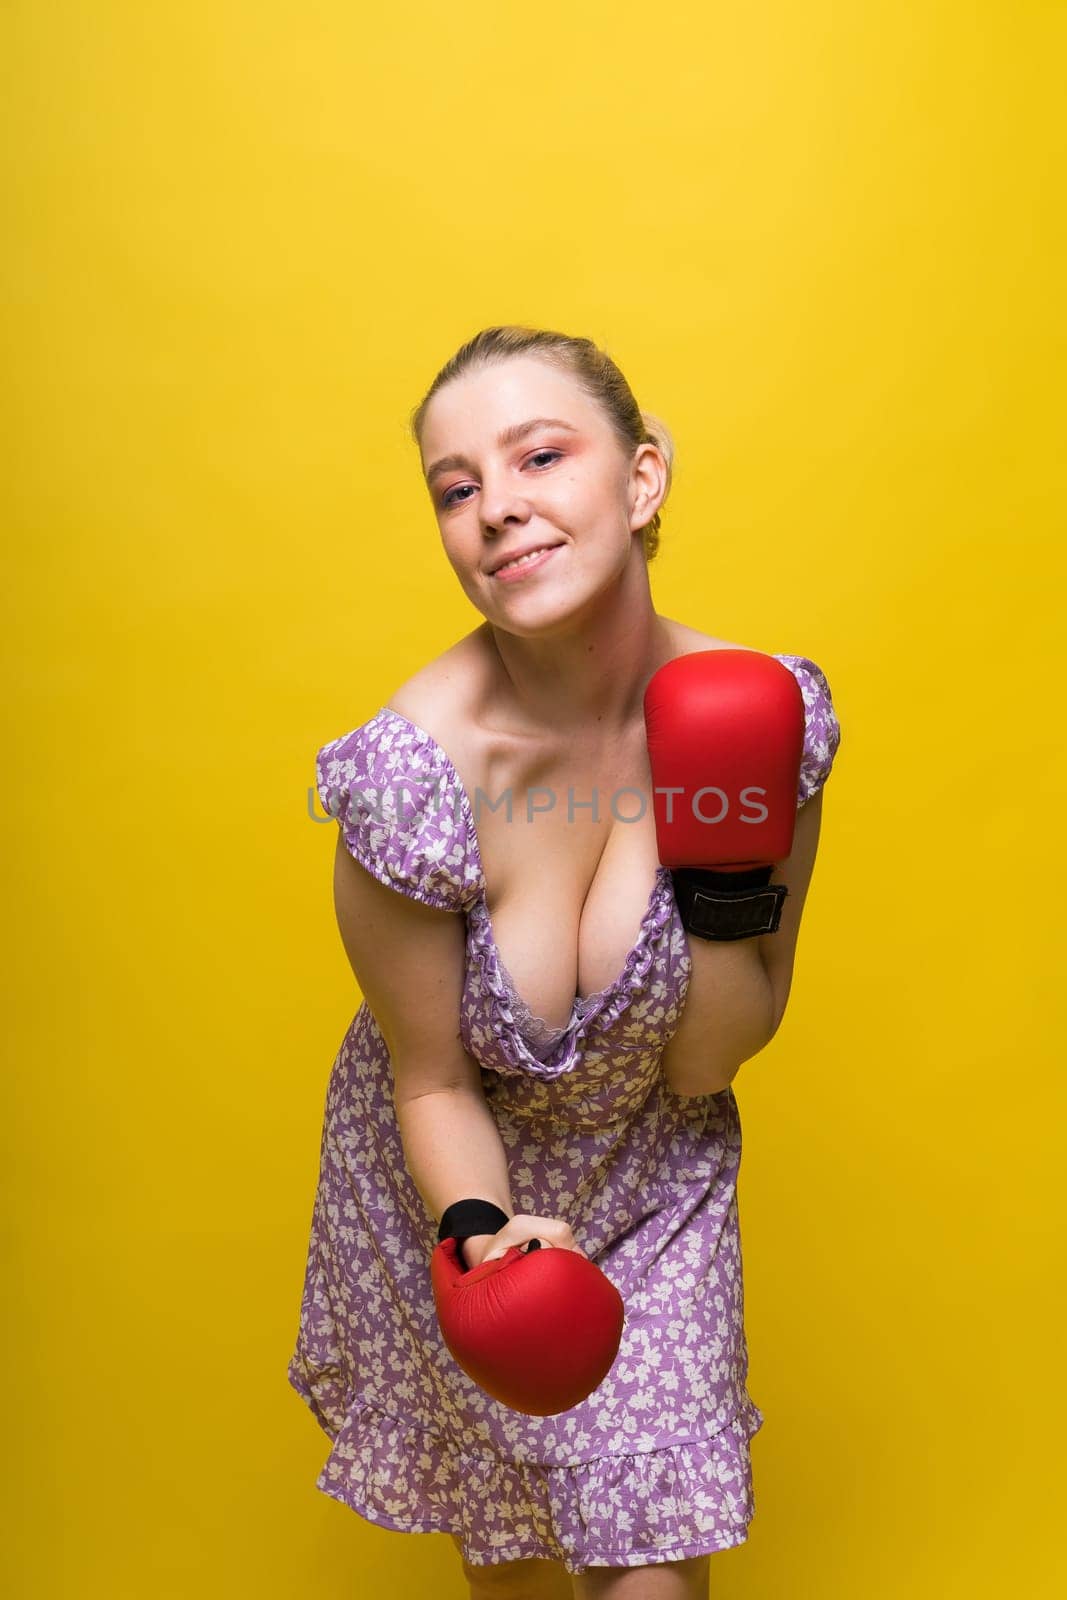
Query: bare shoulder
663 619 763 656
382 627 489 743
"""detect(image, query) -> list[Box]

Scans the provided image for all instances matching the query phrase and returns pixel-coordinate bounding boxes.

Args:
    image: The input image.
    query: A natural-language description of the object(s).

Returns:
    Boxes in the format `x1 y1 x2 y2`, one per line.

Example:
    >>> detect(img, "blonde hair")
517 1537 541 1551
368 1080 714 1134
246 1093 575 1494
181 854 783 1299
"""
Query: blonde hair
409 324 675 561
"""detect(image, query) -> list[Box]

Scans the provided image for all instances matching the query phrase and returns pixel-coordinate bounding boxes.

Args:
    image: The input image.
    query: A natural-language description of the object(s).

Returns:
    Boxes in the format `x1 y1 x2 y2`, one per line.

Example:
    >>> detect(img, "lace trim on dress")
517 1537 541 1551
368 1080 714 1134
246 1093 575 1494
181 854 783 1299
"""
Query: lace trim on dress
464 873 676 1079
494 959 572 1055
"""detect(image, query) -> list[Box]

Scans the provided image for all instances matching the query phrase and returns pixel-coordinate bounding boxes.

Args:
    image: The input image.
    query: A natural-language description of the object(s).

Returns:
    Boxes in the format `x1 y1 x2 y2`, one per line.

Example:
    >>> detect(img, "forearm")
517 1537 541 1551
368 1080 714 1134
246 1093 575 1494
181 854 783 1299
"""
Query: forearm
394 1083 515 1260
660 934 778 1097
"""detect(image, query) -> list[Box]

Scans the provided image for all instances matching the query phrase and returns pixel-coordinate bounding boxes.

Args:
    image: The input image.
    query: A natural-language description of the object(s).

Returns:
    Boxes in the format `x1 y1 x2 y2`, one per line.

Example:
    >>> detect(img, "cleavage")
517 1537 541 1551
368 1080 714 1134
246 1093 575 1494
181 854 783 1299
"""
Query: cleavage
482 808 662 1032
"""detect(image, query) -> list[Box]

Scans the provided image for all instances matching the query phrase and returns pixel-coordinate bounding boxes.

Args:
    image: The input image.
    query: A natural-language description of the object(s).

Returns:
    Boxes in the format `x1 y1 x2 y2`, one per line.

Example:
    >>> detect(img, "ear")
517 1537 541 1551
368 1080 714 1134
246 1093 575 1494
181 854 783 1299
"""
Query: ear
627 441 668 532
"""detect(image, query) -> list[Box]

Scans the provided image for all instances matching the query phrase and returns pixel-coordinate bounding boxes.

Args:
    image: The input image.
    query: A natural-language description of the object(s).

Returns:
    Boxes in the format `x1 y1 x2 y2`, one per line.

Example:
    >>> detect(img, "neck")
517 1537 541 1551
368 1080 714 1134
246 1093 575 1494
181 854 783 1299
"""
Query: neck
479 558 675 740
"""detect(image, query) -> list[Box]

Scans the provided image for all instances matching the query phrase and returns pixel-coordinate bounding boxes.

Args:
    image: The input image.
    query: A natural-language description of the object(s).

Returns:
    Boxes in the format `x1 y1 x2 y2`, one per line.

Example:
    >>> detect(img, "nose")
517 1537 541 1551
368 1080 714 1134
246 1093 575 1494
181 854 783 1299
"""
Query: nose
478 469 533 536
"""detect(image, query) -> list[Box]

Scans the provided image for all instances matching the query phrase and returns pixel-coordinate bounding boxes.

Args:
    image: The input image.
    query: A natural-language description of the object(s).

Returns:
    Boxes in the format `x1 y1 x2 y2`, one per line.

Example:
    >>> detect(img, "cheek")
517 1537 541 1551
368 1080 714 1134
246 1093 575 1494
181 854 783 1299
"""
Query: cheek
439 531 472 570
441 540 489 596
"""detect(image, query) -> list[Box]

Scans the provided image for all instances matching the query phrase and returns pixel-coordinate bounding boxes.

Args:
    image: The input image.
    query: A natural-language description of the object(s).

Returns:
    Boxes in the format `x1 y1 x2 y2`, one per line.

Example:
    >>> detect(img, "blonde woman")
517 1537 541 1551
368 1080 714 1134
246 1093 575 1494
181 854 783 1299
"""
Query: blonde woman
289 325 842 1597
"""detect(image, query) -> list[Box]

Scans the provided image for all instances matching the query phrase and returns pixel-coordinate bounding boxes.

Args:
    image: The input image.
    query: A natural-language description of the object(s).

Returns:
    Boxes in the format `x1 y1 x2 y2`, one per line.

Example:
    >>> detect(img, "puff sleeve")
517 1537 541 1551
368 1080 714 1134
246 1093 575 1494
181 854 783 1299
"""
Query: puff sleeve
315 711 485 913
774 654 842 807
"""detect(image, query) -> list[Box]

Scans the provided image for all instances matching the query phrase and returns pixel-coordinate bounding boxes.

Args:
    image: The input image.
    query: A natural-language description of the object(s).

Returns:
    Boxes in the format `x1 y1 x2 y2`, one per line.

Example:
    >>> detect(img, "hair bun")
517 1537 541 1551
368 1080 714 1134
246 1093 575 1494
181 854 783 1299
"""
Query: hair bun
640 410 675 472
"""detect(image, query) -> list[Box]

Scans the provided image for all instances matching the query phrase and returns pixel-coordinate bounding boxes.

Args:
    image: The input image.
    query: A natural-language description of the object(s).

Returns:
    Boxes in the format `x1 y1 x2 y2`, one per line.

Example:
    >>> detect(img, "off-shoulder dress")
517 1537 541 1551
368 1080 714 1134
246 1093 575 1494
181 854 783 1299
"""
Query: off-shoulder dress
288 653 841 1574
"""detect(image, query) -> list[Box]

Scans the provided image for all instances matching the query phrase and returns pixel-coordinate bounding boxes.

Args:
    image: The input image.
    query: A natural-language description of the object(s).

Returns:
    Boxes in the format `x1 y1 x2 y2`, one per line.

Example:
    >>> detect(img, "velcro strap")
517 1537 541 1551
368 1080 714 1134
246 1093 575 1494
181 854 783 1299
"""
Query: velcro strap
671 871 788 941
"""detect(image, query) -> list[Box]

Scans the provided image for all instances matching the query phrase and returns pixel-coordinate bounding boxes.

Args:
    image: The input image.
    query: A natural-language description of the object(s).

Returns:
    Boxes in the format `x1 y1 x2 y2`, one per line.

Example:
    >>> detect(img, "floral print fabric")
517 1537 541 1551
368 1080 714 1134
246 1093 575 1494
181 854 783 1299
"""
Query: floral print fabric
289 653 841 1573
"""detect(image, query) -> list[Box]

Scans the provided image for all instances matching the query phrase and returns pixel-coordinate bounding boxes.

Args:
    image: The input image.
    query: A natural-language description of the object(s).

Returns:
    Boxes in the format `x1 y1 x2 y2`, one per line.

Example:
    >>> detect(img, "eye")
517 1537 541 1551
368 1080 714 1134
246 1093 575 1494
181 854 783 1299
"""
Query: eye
439 449 563 509
440 483 475 509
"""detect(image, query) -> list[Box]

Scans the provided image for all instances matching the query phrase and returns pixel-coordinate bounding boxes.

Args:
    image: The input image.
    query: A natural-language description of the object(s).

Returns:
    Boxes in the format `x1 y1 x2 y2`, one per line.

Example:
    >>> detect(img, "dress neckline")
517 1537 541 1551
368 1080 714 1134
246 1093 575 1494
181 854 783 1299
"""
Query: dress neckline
373 705 675 1034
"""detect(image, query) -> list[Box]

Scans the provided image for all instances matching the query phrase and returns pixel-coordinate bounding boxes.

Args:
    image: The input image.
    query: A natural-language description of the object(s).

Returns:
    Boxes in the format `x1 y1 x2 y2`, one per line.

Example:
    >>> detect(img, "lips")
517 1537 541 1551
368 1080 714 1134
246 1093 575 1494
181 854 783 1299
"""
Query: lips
489 542 564 576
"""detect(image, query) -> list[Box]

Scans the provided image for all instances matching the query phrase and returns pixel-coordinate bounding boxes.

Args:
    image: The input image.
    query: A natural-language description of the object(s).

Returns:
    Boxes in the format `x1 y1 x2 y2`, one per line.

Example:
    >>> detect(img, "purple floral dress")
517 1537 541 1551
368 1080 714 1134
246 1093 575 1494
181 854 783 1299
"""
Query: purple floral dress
288 653 841 1574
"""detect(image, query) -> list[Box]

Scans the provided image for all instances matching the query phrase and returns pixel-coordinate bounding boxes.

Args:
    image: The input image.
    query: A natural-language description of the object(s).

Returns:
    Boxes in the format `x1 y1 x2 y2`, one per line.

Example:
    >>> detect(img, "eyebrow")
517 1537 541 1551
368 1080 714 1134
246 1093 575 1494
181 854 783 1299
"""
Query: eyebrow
425 416 580 486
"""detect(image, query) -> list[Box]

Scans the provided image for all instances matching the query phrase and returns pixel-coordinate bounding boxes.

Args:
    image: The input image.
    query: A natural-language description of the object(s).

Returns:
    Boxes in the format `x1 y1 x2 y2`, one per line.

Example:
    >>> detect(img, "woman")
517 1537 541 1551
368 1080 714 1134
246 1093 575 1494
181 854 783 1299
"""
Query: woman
289 325 841 1596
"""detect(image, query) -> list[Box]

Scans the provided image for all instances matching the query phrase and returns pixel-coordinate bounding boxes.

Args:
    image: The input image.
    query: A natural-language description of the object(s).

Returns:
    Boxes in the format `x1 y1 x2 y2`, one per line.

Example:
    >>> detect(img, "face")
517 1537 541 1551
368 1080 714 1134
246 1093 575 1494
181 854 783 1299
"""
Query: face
418 356 663 633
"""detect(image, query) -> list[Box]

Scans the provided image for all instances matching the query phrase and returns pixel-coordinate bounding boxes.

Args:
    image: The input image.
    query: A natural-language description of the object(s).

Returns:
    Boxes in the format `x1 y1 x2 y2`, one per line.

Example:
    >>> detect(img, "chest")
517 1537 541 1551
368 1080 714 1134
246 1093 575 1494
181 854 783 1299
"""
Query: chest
453 730 663 1031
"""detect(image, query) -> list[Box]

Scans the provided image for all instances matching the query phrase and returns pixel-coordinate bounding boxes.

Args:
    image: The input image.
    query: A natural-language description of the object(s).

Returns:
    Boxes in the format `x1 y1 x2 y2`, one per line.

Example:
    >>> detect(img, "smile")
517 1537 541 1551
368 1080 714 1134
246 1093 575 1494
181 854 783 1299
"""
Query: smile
491 545 562 582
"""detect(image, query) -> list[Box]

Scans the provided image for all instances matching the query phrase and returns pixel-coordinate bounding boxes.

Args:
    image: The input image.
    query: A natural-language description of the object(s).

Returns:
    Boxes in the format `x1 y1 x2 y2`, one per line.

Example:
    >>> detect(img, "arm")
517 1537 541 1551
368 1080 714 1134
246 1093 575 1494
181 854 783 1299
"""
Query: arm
330 829 514 1259
660 790 824 1096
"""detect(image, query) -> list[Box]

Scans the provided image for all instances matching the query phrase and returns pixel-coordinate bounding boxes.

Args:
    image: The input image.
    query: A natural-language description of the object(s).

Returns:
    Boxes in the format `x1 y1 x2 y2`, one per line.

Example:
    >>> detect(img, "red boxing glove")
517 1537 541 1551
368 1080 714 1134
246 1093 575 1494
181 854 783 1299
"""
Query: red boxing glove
430 1238 625 1416
643 650 806 940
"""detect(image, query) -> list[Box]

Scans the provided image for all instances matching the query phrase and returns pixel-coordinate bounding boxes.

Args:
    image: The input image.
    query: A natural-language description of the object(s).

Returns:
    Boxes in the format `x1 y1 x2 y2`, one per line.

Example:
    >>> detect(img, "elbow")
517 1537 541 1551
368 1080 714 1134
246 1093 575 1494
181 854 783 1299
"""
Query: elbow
661 955 781 1099
665 1067 737 1100
724 1025 781 1091
663 1021 781 1100
733 1000 789 1084
662 1049 743 1099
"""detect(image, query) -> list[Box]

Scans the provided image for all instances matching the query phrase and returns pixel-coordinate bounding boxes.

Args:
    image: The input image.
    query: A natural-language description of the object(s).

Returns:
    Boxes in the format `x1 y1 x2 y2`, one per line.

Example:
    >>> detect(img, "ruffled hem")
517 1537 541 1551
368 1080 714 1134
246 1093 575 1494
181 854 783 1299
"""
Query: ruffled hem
292 1388 765 1576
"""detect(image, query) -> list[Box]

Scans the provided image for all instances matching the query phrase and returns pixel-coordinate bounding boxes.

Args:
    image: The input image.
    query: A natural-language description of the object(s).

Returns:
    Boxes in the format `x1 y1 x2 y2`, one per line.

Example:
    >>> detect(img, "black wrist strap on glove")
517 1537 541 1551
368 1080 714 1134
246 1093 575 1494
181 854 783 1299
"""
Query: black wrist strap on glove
671 865 788 941
437 1198 511 1247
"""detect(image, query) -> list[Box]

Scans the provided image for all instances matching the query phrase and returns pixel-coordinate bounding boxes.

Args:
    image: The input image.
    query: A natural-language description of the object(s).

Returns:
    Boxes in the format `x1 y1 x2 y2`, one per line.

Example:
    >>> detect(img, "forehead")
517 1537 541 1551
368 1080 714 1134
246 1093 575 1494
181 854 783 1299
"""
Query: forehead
420 356 605 454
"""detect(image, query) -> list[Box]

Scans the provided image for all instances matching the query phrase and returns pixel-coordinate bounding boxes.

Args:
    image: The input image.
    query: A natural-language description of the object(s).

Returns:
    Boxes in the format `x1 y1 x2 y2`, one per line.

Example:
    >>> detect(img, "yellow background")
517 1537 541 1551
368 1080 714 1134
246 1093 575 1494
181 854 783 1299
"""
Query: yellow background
5 2 1064 1595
